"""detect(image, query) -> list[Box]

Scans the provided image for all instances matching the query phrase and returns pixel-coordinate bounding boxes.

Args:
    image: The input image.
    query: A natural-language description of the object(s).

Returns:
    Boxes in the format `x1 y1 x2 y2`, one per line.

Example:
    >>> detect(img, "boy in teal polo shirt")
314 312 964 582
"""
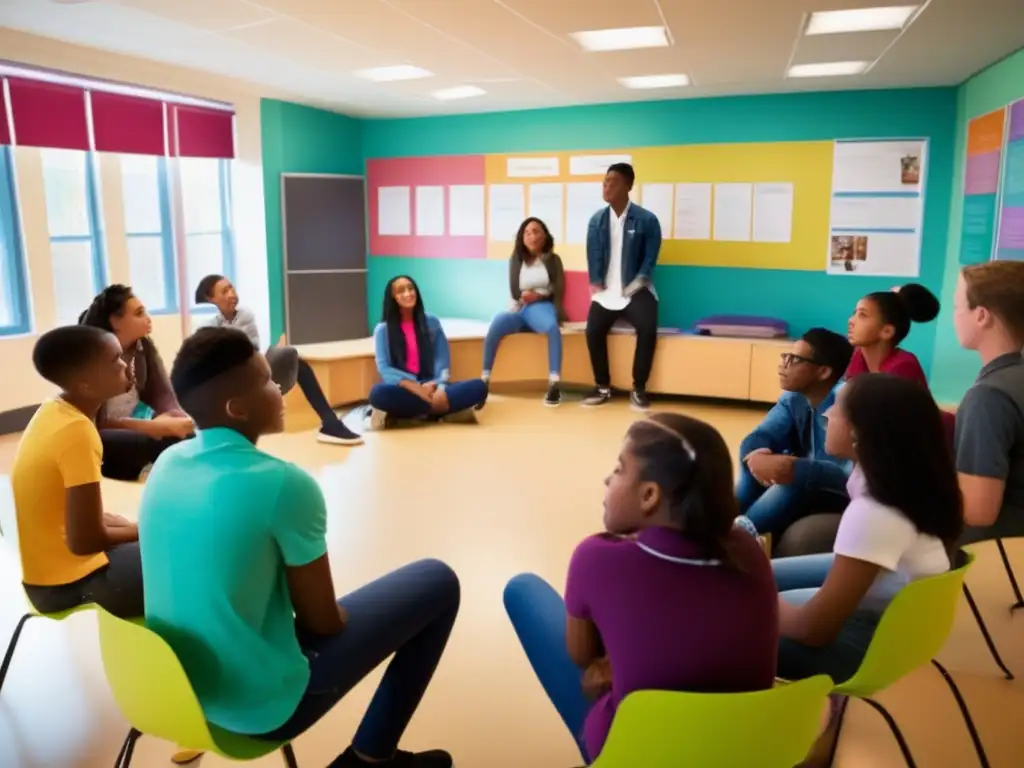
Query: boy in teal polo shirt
138 327 459 767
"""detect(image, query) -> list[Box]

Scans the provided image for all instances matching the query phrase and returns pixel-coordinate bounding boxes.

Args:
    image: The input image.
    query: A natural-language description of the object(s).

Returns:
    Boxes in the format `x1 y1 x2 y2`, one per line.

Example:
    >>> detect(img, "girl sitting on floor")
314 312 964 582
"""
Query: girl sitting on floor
503 413 778 765
481 217 566 407
194 274 363 446
845 283 940 386
368 275 487 429
772 373 961 685
79 285 194 481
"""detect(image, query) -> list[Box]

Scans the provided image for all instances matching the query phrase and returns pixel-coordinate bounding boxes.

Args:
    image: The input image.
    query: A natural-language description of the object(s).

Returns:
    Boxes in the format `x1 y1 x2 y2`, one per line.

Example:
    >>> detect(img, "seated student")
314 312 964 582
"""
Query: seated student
738 328 854 540
481 217 566 407
504 413 778 764
952 261 1024 545
194 274 363 446
139 327 460 768
773 374 960 684
13 326 143 617
79 285 194 481
368 275 487 429
845 283 940 386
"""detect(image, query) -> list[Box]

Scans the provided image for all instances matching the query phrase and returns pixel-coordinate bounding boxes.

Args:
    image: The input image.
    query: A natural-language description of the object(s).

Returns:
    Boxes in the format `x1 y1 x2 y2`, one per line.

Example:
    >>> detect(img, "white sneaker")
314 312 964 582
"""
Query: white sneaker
366 408 389 431
442 409 478 425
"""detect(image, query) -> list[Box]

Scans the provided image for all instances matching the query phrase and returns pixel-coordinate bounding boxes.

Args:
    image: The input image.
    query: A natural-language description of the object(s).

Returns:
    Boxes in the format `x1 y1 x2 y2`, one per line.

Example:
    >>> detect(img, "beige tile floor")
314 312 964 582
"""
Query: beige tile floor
0 396 1023 767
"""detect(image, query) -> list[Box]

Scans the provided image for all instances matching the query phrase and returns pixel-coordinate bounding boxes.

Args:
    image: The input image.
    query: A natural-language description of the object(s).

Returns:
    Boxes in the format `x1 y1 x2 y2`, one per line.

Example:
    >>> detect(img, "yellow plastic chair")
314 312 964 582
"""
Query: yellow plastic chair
0 597 94 695
95 607 299 767
826 551 988 768
589 674 833 767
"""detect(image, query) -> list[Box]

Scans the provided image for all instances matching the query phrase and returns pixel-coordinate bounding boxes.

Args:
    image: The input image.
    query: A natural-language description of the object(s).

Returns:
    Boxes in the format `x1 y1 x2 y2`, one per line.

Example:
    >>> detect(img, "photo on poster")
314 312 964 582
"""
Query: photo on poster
830 235 869 272
901 154 921 185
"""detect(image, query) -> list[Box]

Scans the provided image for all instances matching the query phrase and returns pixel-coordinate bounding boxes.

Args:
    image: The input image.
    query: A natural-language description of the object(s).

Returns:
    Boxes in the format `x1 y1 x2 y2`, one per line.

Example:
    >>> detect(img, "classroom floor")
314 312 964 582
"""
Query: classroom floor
1 396 1023 768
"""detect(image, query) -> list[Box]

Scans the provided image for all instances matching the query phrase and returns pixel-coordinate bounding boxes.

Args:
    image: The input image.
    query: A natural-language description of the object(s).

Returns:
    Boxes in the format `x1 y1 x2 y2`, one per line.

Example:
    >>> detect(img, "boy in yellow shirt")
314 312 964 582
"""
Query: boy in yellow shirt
13 325 143 617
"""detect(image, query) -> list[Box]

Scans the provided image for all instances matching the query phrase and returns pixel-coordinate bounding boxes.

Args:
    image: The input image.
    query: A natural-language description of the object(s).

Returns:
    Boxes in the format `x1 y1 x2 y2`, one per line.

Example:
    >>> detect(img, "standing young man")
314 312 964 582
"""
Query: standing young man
581 163 663 410
952 261 1024 545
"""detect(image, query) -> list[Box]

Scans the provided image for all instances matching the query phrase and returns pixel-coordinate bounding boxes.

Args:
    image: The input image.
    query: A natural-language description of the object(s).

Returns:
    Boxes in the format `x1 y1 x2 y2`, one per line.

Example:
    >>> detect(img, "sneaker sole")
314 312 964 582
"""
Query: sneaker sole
630 402 651 412
581 400 610 407
316 433 365 446
543 400 561 407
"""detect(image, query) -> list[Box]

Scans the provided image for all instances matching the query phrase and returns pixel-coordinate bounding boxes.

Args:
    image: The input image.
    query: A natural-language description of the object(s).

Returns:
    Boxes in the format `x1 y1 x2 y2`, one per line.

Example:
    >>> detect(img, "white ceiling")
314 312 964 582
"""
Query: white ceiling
1 0 1022 116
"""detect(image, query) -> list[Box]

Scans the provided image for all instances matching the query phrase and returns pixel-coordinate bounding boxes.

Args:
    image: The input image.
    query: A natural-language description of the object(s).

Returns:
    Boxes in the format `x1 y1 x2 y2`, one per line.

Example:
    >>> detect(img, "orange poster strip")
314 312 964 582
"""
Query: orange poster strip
967 108 1006 156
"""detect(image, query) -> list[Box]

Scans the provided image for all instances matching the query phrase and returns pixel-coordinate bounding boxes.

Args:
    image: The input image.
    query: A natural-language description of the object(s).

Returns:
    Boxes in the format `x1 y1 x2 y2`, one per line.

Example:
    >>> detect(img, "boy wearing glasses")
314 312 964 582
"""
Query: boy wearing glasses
737 328 854 539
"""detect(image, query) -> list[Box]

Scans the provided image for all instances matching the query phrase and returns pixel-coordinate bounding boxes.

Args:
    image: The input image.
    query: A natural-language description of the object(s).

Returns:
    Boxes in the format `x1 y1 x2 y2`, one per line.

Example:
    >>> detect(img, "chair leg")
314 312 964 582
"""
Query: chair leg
962 585 1014 680
995 539 1024 612
861 698 917 768
824 695 849 767
0 613 34 694
282 743 299 768
114 728 141 768
931 660 991 768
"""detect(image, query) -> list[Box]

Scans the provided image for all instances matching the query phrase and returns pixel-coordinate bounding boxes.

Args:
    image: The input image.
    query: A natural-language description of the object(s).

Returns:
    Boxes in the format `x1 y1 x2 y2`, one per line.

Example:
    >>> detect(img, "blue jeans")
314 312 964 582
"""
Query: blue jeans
503 574 590 762
256 560 460 763
368 379 488 419
737 461 849 538
773 554 879 684
482 300 562 377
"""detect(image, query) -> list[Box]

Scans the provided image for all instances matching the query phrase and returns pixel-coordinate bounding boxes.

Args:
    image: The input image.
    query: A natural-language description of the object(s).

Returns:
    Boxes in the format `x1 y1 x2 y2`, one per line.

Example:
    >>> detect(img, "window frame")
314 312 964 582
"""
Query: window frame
0 146 30 336
123 155 178 314
184 157 236 315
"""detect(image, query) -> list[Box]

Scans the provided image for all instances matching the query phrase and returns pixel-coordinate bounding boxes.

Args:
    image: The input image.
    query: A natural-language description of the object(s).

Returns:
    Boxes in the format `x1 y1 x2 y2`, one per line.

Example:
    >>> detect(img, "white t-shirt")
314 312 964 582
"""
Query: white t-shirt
834 467 950 612
519 260 551 295
592 204 631 312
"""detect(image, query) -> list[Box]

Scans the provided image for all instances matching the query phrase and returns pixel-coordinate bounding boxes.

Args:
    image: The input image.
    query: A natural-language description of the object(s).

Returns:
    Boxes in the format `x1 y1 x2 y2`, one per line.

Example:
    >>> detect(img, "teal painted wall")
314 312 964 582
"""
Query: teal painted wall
930 48 1024 405
361 89 956 374
260 99 362 339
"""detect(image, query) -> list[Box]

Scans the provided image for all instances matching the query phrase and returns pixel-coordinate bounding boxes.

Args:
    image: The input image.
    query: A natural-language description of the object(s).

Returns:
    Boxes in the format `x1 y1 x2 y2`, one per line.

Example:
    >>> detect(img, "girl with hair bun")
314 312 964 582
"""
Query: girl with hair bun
845 283 940 387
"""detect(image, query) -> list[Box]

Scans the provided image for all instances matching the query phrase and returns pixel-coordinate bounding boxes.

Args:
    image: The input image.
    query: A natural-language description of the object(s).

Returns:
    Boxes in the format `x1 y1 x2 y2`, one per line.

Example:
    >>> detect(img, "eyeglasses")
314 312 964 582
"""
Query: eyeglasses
780 352 822 368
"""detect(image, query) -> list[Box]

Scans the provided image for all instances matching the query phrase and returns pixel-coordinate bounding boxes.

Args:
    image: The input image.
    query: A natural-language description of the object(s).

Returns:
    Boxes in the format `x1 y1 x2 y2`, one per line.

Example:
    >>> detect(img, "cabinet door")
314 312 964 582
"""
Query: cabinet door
749 342 787 403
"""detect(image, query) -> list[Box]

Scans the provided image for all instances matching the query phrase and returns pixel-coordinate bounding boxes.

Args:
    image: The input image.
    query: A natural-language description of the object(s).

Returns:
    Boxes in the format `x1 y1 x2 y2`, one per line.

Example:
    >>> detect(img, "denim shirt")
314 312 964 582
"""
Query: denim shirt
740 386 852 489
372 313 451 387
585 203 662 288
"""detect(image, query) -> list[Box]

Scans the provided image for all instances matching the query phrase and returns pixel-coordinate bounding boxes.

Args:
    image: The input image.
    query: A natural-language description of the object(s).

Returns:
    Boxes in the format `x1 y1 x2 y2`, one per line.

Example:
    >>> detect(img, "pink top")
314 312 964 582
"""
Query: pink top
845 347 928 389
400 319 420 376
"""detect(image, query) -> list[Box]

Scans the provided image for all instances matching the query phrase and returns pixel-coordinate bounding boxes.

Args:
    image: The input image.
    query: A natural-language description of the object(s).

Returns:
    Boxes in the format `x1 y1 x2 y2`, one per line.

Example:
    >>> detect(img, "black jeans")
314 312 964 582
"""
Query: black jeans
255 559 461 761
100 429 182 481
585 288 659 390
266 346 340 428
23 542 144 618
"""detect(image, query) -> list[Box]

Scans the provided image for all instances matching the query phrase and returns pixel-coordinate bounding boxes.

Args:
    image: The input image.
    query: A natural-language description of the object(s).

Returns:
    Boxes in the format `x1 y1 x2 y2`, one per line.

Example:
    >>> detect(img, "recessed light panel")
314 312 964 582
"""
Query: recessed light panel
355 65 433 82
618 74 690 89
432 86 486 101
570 26 669 52
805 6 918 35
788 61 870 78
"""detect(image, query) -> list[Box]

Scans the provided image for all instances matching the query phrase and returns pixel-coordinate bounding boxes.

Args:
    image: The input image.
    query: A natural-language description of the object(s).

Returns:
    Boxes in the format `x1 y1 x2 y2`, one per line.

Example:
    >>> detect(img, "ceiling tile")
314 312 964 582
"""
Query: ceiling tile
792 30 898 66
498 0 664 35
111 0 273 32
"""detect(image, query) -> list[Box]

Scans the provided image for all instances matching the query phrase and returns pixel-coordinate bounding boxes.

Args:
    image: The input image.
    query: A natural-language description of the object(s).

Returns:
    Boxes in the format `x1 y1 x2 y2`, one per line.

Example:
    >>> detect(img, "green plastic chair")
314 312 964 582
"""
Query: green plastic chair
826 551 988 768
589 674 833 767
0 599 94 694
95 607 299 768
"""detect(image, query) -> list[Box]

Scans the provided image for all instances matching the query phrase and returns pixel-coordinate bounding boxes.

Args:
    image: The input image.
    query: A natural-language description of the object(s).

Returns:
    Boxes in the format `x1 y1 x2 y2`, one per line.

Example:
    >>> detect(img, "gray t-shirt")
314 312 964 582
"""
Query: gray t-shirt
956 352 1024 543
207 307 260 349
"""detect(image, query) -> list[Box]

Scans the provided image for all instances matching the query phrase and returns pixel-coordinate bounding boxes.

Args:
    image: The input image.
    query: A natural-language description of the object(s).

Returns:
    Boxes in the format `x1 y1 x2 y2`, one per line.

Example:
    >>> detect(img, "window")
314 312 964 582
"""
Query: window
180 157 234 308
121 154 176 313
0 147 30 335
41 149 107 325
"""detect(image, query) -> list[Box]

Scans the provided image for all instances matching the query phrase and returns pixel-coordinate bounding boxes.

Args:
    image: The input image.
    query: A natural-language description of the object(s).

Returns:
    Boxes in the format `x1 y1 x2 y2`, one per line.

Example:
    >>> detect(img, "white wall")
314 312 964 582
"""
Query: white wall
0 28 278 412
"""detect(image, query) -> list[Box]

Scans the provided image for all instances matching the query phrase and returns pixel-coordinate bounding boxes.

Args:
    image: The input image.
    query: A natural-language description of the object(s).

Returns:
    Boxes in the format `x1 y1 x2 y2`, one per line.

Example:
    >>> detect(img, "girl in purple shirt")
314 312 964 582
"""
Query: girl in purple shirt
504 413 779 764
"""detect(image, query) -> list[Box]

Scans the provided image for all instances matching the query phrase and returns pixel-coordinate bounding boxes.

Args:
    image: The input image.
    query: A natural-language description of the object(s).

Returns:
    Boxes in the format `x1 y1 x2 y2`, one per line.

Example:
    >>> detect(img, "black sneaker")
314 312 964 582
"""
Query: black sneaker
330 746 453 768
543 383 561 407
317 419 364 446
581 387 612 407
475 380 489 410
630 389 651 411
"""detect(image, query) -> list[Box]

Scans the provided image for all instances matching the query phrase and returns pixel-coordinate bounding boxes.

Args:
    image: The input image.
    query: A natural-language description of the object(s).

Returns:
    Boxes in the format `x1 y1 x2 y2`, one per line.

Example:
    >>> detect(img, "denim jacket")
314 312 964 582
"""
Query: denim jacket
373 313 451 387
739 386 852 489
585 203 663 288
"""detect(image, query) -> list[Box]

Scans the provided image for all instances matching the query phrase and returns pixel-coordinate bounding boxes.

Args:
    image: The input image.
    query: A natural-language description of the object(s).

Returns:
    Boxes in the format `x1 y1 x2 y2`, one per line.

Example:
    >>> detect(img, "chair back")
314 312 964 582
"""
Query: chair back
96 607 218 752
590 675 833 767
835 551 973 697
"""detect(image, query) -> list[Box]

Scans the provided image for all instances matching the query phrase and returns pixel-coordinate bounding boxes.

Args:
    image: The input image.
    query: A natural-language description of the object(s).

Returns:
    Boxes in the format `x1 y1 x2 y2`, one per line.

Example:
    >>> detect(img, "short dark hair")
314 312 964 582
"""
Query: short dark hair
801 327 853 385
170 327 256 415
33 325 113 387
843 374 962 547
194 274 227 305
864 283 940 345
607 162 635 188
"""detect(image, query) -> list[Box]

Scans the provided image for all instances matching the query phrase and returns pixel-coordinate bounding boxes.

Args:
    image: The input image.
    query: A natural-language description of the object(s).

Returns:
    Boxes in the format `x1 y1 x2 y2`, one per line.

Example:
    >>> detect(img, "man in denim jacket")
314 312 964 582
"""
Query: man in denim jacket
738 328 854 539
581 163 663 411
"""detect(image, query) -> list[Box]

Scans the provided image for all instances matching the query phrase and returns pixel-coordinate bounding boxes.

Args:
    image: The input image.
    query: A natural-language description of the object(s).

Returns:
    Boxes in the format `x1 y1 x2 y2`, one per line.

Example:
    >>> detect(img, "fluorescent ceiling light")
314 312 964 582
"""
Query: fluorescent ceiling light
355 65 433 82
432 86 486 101
805 6 918 35
570 26 669 52
618 74 690 89
788 61 869 78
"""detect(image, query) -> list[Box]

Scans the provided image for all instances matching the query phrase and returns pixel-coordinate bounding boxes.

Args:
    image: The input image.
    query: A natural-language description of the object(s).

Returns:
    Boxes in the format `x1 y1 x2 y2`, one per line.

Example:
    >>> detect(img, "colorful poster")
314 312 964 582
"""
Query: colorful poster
960 108 1006 264
996 99 1024 261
